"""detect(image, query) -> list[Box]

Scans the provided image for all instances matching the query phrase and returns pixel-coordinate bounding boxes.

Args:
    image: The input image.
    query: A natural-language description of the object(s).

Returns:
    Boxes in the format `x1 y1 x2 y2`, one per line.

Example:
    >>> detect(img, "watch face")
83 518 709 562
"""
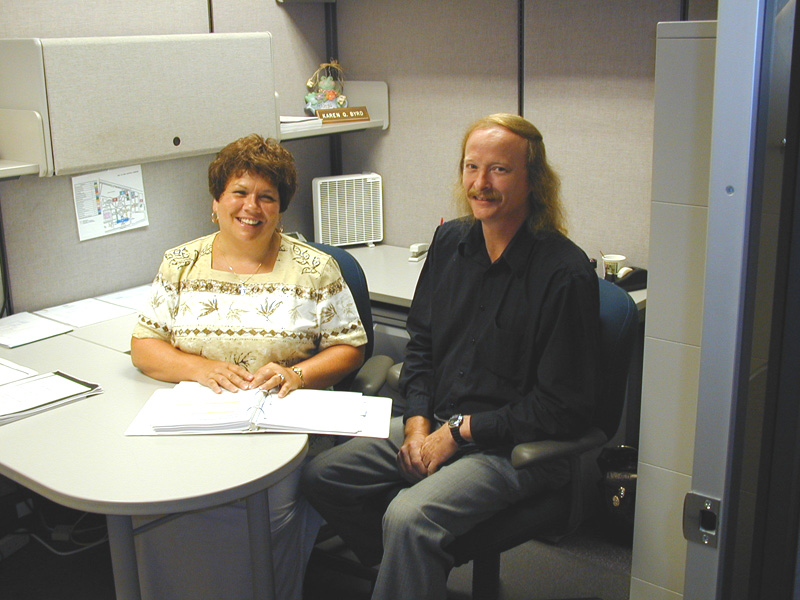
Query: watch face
449 414 463 428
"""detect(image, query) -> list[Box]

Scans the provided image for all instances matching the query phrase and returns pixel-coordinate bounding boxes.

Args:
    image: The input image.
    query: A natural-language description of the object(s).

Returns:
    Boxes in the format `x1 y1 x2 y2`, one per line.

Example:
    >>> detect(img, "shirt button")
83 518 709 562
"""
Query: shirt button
458 370 465 377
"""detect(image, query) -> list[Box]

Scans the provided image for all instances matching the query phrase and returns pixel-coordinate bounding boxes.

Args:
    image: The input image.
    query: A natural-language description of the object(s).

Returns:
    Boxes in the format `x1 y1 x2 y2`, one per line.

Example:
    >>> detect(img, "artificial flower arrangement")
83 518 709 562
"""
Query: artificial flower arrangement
305 60 347 115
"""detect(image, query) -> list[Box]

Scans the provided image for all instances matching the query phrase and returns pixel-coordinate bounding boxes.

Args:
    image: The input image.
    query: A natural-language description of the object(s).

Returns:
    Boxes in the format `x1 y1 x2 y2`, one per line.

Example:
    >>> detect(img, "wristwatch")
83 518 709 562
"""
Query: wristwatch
447 413 468 447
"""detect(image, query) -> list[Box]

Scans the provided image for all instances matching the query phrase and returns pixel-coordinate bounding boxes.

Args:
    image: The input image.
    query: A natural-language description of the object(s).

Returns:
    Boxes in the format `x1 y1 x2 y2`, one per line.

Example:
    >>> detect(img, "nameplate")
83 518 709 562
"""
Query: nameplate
316 106 371 124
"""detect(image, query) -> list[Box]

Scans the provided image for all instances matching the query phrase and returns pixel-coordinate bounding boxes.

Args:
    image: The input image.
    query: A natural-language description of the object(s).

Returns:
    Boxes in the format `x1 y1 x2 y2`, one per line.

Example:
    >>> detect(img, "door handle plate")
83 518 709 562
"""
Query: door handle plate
683 492 721 548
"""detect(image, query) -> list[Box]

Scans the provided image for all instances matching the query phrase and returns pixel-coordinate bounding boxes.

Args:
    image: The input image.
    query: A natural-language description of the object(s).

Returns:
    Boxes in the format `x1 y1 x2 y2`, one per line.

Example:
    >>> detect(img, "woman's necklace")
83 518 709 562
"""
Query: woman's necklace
216 246 264 295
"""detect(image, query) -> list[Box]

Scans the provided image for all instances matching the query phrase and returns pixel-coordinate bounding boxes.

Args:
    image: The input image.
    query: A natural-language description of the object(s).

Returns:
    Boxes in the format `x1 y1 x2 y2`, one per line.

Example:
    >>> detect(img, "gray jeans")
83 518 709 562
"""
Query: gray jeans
300 417 569 600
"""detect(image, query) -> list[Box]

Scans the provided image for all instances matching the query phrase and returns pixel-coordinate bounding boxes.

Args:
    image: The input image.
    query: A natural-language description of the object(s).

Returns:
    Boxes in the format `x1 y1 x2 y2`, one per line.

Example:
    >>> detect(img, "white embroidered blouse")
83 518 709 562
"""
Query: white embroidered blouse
132 232 368 372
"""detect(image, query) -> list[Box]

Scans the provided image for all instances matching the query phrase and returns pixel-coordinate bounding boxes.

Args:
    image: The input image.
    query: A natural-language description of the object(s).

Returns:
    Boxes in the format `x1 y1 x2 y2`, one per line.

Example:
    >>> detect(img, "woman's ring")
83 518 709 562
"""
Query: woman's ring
278 373 285 383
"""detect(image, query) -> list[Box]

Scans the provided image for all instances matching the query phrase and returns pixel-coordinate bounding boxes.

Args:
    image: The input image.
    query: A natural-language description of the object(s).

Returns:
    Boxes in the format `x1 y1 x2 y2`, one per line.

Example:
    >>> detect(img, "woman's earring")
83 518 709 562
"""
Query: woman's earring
211 211 218 223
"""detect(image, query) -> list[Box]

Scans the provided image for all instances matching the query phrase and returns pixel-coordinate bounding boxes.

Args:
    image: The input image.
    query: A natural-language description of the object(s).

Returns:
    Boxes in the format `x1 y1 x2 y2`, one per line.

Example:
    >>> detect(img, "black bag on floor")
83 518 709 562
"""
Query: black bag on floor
597 445 638 540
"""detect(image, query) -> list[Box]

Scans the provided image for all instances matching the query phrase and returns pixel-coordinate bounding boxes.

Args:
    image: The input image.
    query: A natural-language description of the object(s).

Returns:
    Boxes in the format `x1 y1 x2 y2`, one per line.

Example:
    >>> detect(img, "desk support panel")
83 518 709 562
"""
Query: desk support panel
107 515 142 600
246 490 275 599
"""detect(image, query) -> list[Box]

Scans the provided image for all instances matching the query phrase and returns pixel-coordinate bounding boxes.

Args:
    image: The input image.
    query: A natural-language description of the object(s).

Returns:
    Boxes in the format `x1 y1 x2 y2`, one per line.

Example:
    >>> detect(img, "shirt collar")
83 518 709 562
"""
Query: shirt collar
458 219 538 275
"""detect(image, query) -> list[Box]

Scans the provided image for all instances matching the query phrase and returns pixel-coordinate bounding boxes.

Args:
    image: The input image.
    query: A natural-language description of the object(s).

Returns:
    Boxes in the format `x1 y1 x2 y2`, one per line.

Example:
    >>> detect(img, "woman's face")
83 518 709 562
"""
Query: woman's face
213 171 281 248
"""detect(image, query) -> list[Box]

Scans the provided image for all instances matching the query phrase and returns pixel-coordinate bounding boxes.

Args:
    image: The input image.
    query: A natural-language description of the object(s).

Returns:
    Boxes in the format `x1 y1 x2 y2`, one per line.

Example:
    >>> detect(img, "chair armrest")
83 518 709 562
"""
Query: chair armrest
387 362 403 391
349 355 394 396
510 427 608 469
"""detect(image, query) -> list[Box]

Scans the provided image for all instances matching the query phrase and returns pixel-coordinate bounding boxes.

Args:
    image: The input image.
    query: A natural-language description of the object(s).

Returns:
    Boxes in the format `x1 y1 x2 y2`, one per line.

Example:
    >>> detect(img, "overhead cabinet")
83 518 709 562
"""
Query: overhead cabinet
0 33 278 177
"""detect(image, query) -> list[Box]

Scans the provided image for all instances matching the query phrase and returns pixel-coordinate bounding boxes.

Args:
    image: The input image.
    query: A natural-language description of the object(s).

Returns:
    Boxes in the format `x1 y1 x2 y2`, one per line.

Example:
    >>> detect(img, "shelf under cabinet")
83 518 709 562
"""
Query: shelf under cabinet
0 160 39 180
278 81 388 142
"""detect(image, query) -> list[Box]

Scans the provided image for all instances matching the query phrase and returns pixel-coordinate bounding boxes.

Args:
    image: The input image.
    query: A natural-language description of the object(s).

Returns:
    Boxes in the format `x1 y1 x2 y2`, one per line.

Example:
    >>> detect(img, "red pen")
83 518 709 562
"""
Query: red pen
439 217 444 226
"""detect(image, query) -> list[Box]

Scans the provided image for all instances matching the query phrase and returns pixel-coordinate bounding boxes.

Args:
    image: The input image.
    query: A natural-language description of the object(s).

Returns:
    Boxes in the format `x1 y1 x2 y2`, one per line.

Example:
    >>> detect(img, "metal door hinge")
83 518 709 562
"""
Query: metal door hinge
683 492 721 548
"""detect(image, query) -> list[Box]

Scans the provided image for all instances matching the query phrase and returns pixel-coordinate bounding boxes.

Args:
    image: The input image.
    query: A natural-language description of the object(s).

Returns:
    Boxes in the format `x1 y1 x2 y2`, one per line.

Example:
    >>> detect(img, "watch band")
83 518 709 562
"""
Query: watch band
448 414 468 447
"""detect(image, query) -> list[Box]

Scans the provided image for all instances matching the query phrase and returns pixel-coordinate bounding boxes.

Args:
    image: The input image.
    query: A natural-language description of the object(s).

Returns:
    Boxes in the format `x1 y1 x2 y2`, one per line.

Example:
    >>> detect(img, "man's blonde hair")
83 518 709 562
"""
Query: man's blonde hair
457 113 566 235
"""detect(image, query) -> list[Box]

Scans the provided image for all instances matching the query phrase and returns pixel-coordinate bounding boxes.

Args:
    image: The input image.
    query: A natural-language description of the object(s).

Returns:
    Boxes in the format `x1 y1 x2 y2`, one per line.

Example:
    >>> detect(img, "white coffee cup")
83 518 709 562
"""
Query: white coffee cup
602 254 626 281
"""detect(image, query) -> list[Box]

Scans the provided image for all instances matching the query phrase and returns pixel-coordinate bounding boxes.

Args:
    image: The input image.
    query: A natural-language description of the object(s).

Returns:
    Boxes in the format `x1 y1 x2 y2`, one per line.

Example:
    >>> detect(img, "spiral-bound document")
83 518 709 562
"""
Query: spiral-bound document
126 381 391 438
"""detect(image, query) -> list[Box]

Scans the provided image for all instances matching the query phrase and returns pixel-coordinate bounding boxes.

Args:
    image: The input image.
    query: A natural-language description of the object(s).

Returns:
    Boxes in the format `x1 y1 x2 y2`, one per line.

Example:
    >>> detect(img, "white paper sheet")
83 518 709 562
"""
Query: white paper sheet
95 284 152 311
34 298 136 328
0 312 73 348
0 358 37 384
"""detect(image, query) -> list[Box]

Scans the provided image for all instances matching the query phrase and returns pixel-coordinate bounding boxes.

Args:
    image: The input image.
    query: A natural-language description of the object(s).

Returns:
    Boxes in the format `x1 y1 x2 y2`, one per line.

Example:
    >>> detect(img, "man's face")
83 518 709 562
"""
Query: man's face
462 126 531 231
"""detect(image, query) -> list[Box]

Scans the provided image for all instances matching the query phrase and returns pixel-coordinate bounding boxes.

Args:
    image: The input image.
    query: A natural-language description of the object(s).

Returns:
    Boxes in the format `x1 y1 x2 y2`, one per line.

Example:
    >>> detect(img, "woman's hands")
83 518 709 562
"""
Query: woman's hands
204 361 303 396
131 337 363 396
250 362 303 397
198 360 255 393
196 345 364 396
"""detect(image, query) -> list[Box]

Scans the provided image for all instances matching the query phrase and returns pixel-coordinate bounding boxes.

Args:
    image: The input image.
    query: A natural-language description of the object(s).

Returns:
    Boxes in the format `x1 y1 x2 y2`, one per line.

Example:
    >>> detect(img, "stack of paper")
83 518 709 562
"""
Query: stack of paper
280 115 323 134
0 367 103 425
256 392 369 435
126 381 392 438
147 384 263 433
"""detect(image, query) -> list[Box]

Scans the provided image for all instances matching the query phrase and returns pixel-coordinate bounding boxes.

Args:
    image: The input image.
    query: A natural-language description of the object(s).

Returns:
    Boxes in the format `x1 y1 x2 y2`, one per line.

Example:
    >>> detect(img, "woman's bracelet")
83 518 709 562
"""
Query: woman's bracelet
291 366 305 388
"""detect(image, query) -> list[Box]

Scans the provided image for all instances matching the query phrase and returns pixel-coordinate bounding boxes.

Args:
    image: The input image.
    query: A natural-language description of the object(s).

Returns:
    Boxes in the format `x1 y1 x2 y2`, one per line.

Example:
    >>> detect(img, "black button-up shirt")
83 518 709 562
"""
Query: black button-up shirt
399 218 600 450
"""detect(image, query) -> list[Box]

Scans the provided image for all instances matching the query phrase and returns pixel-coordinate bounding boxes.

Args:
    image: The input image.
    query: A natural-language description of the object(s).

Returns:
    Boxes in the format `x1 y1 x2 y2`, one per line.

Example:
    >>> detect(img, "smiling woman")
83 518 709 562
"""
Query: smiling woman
212 171 282 279
128 134 368 600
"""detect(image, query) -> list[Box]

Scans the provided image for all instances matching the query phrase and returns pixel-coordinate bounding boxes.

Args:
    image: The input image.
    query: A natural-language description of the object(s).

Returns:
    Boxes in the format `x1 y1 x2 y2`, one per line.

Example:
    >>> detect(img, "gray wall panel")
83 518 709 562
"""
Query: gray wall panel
337 0 518 249
524 0 682 271
0 0 210 38
0 0 720 309
0 0 327 312
0 155 215 311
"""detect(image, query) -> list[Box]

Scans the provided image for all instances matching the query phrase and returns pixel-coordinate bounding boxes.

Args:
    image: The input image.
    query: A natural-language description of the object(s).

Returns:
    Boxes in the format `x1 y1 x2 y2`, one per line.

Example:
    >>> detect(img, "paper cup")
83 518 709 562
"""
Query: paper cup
602 254 626 282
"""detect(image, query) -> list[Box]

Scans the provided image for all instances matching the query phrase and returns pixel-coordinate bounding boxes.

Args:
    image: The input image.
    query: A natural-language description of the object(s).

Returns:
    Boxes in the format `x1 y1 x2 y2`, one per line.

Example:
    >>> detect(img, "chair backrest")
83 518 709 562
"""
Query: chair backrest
307 242 375 391
595 277 639 440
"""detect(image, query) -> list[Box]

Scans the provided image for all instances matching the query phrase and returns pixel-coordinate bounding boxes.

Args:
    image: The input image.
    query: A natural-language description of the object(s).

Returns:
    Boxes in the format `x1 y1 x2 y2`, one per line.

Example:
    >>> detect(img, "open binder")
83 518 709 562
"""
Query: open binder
126 381 392 438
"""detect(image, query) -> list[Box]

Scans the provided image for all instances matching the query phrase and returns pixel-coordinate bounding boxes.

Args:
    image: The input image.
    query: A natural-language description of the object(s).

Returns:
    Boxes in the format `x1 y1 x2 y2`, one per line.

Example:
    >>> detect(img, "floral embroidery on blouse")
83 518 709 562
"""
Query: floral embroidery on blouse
133 233 367 372
290 244 322 275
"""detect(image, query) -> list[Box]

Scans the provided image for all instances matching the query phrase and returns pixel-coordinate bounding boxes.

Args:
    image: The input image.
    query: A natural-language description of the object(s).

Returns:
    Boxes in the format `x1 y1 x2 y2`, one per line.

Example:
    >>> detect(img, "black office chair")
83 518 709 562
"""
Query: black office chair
309 277 638 600
456 277 638 599
307 242 393 395
380 277 639 600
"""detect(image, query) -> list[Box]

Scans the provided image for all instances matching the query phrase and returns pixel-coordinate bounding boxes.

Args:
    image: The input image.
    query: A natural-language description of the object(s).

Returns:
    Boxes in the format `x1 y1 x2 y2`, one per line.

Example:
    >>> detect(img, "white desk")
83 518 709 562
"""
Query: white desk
344 245 423 362
0 334 307 600
68 312 138 353
628 288 647 314
345 244 424 308
346 243 647 311
345 243 646 368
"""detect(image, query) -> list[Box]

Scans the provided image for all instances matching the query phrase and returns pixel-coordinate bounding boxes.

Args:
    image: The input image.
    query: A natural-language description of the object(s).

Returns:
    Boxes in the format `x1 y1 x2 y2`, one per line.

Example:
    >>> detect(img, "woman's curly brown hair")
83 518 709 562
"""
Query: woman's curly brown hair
208 134 298 213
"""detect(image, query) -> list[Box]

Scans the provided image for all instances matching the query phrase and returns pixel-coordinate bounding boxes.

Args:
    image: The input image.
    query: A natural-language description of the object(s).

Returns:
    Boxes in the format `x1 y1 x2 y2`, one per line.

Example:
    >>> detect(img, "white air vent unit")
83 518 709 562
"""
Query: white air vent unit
313 173 384 247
